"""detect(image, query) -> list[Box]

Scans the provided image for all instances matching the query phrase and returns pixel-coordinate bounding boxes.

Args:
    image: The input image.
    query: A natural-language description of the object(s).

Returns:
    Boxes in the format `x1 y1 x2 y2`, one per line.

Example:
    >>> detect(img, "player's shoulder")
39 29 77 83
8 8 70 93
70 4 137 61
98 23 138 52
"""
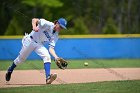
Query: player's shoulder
40 19 54 25
39 18 54 27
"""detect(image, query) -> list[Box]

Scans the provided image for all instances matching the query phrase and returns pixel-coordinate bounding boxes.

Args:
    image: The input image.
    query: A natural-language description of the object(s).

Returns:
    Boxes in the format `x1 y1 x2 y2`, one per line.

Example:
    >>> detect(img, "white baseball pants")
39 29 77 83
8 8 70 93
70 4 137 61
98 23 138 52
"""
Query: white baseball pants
14 35 51 65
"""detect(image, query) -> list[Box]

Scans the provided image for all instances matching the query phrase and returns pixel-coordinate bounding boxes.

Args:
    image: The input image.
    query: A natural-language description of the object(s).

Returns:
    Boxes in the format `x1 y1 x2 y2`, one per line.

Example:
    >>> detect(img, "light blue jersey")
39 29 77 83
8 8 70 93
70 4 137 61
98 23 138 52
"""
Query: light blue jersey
30 19 58 48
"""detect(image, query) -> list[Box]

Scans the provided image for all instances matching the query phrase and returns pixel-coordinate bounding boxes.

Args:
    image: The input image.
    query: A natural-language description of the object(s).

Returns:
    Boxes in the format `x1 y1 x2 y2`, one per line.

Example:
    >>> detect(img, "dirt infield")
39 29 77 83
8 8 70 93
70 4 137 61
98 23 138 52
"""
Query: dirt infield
0 68 140 88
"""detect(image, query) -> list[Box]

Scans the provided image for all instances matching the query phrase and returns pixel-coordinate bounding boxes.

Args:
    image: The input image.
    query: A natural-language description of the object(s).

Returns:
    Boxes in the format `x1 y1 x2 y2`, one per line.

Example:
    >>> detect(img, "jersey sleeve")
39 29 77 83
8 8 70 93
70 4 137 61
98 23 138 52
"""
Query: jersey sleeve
49 36 58 48
39 19 52 28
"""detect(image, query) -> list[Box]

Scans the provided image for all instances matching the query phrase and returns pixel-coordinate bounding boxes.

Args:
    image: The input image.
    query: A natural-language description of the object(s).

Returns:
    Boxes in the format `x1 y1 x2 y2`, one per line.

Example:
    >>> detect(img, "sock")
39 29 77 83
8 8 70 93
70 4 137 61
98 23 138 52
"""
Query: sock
8 62 16 72
44 62 51 79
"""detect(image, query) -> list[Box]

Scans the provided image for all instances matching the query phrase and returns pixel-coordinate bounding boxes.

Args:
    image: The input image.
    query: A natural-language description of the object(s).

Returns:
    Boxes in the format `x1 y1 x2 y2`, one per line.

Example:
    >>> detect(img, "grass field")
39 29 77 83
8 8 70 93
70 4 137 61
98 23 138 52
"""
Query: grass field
0 59 140 70
0 80 140 93
0 59 140 93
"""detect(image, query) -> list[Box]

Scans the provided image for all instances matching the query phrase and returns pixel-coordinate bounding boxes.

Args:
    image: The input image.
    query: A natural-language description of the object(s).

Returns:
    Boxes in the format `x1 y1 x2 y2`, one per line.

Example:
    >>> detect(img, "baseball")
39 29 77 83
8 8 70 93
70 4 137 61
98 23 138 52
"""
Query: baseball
84 62 88 66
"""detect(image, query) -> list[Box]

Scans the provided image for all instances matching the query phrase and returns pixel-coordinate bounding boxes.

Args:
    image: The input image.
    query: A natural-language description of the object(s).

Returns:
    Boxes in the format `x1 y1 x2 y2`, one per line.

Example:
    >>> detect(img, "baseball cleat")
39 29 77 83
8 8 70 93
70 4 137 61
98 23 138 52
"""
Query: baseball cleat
46 73 57 84
5 71 12 81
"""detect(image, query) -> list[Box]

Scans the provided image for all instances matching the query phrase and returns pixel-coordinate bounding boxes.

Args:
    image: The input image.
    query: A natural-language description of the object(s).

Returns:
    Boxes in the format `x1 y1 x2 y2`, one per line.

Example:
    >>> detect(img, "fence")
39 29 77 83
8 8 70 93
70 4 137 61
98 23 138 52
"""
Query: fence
0 35 140 60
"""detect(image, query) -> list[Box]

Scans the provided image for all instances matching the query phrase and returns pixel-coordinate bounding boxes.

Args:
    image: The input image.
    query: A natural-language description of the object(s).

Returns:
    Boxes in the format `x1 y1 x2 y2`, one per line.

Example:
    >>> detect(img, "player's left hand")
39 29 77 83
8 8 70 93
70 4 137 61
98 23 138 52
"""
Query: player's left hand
55 58 68 70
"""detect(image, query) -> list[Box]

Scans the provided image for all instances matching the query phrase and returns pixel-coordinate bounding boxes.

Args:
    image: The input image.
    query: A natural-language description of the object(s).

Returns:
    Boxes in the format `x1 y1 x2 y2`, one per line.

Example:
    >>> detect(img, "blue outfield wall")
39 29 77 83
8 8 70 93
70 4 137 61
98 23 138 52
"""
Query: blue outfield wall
0 37 140 60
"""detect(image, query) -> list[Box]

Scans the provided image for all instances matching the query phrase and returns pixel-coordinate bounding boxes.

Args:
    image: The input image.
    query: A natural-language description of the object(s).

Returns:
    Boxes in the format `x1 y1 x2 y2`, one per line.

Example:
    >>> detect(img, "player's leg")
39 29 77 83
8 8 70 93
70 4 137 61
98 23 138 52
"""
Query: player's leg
5 62 16 81
35 45 57 84
6 37 35 81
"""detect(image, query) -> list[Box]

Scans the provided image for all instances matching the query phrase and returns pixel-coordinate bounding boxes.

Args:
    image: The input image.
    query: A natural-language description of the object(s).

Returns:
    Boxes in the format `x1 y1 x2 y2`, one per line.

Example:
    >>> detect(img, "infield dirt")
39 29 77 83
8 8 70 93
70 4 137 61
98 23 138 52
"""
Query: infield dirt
0 68 140 88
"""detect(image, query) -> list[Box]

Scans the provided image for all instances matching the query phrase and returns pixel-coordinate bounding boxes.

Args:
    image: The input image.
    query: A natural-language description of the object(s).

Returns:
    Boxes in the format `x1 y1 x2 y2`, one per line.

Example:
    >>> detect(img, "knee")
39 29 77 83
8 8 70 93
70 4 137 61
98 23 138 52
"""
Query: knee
43 55 51 63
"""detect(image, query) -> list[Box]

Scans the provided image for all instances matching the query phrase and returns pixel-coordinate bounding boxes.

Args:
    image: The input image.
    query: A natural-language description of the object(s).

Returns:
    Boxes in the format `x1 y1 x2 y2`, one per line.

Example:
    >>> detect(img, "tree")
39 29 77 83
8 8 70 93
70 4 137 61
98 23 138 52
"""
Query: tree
103 18 120 34
0 0 21 35
0 0 140 35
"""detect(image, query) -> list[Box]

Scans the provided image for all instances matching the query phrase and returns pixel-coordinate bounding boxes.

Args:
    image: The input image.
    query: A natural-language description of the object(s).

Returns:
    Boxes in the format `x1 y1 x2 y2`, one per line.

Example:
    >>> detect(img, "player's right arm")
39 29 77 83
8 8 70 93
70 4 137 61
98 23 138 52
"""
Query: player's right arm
49 47 59 60
32 18 39 32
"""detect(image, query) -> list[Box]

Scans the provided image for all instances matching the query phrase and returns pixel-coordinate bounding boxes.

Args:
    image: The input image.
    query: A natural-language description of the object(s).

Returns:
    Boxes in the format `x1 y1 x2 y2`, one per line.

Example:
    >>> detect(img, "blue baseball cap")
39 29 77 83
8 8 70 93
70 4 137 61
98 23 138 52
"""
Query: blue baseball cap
58 18 67 29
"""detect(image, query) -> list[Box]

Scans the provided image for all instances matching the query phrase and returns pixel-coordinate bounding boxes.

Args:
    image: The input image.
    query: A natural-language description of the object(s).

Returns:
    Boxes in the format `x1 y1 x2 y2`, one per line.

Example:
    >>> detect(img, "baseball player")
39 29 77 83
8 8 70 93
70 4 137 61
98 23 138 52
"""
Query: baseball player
5 17 67 84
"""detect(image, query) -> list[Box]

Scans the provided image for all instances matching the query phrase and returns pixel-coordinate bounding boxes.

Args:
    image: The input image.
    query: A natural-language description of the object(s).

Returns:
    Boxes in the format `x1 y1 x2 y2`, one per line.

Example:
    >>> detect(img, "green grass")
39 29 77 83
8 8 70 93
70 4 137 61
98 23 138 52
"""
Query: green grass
0 60 140 93
0 59 140 70
0 80 140 93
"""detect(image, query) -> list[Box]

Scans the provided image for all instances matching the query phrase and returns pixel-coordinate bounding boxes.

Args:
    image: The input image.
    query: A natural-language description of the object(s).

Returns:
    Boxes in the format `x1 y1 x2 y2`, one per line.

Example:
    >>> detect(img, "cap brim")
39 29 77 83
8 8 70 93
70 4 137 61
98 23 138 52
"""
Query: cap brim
60 24 67 29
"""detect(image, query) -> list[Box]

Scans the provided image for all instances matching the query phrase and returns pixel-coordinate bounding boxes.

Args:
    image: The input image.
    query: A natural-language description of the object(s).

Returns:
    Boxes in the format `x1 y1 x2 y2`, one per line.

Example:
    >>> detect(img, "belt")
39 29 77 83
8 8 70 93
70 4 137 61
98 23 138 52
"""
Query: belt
30 36 37 43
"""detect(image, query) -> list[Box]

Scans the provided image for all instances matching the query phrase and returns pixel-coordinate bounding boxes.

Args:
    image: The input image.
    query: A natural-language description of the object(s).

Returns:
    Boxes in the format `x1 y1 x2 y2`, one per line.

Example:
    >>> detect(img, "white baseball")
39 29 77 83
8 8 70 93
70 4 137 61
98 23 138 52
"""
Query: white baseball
84 62 88 66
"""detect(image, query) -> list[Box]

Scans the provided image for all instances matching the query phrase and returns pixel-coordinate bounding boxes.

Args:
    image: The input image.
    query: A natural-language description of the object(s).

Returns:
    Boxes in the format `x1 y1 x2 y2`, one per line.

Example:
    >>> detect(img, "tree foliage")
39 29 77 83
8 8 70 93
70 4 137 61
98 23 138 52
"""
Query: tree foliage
103 18 120 34
0 0 140 35
22 0 63 7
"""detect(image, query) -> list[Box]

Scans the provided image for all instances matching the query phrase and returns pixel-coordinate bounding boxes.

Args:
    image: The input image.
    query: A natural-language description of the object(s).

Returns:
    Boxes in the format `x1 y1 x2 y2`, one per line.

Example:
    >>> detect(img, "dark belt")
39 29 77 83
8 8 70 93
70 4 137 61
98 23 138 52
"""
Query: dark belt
30 36 37 43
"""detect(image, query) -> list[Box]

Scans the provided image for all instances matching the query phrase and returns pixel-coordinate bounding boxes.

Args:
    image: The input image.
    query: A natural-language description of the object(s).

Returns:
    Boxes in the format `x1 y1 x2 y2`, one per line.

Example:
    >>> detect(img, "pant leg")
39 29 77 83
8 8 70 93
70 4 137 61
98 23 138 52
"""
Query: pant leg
34 45 51 63
35 45 51 79
14 36 35 65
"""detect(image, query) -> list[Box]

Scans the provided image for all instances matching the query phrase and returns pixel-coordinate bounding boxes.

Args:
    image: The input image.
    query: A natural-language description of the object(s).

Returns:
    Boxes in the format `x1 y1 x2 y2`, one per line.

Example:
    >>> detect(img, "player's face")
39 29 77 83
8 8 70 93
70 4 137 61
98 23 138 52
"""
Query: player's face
54 23 63 32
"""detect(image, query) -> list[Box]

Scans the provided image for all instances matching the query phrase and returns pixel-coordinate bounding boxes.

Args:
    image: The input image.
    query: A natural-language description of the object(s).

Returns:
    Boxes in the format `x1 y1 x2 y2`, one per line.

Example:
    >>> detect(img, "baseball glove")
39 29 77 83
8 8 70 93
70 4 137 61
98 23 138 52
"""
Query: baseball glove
55 58 68 69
